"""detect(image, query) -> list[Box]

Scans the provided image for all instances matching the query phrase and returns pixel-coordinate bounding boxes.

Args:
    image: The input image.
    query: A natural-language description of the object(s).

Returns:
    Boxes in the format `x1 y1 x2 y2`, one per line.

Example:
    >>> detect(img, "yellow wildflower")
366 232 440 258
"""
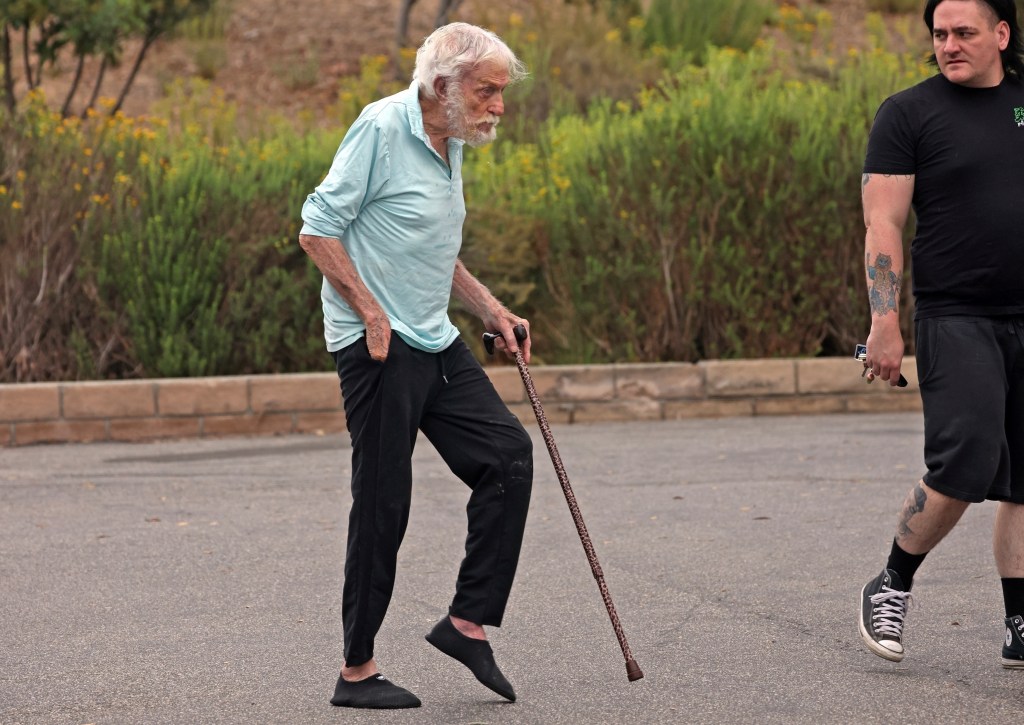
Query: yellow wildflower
779 4 802 21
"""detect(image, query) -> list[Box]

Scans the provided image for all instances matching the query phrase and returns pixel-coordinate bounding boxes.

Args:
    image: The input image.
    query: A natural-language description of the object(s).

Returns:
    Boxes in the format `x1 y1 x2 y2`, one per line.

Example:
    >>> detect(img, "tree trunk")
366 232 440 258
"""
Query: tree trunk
396 0 417 47
434 0 462 27
82 56 108 118
61 53 86 117
111 33 156 116
30 22 56 93
21 25 35 88
2 23 14 112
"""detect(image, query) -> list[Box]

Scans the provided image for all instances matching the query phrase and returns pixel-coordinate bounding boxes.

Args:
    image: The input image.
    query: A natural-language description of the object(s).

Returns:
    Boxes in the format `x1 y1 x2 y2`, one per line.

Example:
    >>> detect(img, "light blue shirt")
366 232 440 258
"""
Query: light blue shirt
300 82 466 353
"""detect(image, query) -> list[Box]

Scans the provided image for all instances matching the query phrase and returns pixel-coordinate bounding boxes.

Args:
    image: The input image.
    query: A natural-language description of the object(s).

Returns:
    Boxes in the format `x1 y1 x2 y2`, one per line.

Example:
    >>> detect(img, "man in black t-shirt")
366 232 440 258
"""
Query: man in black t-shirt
858 0 1024 668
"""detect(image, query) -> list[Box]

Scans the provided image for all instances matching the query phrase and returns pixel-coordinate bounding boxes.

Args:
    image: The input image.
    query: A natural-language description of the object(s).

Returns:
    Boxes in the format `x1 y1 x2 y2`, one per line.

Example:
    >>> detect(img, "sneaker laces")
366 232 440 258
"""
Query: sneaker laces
870 586 913 639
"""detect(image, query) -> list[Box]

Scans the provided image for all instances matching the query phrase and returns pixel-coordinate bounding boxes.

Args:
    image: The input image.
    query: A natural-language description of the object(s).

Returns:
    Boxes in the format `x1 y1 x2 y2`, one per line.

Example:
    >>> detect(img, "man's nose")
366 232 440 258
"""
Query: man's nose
489 92 505 116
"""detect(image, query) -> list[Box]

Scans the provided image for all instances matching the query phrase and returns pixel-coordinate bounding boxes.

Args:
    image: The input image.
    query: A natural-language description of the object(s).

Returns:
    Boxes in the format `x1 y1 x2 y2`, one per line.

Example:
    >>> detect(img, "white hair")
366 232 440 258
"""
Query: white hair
413 22 527 100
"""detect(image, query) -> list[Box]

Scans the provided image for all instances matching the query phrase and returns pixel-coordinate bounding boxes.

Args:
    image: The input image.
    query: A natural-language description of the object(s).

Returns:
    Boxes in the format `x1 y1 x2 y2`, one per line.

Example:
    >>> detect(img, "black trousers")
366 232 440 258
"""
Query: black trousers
331 334 533 667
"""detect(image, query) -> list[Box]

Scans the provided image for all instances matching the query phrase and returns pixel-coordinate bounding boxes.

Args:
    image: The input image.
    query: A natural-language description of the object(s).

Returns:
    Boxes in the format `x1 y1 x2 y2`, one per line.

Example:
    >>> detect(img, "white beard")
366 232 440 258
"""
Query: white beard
445 84 500 147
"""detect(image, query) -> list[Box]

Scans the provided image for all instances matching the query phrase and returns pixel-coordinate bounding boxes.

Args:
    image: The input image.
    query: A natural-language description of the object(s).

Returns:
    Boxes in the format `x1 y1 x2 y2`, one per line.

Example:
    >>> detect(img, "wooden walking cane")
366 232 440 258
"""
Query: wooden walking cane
484 324 644 682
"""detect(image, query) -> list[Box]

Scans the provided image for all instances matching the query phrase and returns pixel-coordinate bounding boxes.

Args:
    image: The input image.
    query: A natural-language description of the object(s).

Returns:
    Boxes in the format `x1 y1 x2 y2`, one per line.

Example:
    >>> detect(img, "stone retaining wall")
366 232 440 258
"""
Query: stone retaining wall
0 357 921 447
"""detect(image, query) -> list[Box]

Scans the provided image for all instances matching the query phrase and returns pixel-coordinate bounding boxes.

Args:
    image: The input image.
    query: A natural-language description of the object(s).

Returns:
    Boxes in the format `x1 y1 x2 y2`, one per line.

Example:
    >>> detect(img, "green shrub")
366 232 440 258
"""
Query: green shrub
643 0 776 62
178 0 233 80
0 7 937 380
463 42 932 363
98 180 230 378
469 1 664 141
0 95 145 381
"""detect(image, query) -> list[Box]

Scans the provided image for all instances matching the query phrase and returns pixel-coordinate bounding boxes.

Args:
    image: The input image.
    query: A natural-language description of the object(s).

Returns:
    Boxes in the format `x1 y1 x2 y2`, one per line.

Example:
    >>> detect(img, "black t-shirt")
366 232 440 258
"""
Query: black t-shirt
864 73 1024 319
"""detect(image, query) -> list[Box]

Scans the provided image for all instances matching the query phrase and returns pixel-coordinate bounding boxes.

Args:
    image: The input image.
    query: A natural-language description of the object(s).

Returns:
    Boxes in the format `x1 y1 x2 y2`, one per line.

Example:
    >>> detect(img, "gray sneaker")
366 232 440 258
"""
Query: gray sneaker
859 569 912 662
1001 615 1024 669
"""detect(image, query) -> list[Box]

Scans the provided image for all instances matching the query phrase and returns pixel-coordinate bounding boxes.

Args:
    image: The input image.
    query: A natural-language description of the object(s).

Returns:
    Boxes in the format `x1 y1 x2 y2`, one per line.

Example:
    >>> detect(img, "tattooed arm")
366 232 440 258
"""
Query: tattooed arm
862 172 914 387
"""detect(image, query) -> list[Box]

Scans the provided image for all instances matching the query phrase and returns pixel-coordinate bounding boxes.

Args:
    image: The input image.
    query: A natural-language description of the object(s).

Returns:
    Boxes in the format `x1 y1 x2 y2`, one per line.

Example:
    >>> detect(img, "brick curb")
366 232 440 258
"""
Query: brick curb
0 357 920 447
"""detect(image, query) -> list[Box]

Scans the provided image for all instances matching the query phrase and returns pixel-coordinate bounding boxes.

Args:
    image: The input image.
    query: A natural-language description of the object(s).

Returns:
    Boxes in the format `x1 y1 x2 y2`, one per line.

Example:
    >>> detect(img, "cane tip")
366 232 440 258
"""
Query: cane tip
626 659 644 681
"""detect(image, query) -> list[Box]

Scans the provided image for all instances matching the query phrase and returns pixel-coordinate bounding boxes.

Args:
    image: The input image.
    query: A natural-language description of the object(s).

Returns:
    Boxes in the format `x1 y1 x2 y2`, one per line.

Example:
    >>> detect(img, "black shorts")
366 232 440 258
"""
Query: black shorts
915 315 1024 503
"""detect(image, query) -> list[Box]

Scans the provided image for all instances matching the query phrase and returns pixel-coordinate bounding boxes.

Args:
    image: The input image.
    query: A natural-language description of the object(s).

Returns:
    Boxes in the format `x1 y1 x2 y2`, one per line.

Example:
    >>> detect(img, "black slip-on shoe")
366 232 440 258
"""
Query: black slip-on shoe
425 616 516 702
329 673 421 709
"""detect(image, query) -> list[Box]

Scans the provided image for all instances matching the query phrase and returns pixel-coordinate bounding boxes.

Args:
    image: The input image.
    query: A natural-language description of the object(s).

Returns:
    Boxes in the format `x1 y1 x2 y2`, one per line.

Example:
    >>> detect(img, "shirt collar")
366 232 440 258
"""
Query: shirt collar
405 81 465 153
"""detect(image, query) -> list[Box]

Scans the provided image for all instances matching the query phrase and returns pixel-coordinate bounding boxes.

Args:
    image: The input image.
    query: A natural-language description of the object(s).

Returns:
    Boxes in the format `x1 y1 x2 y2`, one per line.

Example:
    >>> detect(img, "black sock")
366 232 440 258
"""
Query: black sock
1001 578 1024 618
885 538 928 590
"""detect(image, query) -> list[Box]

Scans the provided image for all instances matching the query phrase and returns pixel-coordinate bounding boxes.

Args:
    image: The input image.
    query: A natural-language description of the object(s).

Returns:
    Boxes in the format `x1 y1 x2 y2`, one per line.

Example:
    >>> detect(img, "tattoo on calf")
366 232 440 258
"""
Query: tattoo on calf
896 483 927 540
867 252 901 316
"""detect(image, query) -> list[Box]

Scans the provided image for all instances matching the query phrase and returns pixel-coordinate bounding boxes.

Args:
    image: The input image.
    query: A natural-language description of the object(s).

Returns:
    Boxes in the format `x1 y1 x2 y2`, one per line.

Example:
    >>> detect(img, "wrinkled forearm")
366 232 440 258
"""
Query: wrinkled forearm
298 233 386 326
451 259 506 325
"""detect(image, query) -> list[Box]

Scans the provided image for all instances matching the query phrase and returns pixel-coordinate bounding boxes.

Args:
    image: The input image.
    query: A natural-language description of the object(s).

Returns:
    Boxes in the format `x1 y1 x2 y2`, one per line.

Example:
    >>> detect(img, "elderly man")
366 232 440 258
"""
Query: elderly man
299 23 533 709
858 0 1024 669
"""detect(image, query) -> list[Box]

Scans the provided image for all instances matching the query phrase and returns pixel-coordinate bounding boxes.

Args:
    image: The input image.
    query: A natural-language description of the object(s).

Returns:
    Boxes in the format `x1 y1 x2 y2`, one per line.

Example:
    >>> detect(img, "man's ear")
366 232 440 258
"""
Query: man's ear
433 77 448 99
998 20 1011 51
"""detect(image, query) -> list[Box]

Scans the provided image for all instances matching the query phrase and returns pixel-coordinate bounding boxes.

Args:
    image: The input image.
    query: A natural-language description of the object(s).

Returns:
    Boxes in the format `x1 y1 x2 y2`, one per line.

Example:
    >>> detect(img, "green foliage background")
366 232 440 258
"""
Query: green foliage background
0 1 932 381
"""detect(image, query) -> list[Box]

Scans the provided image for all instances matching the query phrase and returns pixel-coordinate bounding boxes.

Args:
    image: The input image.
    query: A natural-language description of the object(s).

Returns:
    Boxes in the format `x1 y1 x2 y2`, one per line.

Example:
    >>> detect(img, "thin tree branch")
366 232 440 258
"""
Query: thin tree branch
32 246 49 306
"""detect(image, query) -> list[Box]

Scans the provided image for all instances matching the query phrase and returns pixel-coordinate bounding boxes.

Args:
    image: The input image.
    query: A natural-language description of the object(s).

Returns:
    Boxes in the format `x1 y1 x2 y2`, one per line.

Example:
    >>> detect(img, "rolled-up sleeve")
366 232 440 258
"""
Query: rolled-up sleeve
300 116 391 239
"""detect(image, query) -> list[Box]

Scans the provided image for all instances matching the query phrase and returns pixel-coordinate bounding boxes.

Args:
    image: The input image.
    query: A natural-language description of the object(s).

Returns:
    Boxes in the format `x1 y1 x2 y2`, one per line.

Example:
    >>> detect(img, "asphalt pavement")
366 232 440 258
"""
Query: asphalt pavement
2 413 1022 724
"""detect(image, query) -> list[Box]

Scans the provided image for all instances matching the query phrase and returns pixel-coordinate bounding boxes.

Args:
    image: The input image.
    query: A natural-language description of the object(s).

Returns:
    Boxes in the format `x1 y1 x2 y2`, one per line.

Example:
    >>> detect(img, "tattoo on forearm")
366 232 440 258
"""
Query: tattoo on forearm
896 483 927 540
867 252 901 316
862 173 871 190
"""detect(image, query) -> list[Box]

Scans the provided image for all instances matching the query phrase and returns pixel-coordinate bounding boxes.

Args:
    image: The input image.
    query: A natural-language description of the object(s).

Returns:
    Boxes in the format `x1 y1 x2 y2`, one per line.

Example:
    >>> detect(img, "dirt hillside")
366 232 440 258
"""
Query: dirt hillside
28 0 915 120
